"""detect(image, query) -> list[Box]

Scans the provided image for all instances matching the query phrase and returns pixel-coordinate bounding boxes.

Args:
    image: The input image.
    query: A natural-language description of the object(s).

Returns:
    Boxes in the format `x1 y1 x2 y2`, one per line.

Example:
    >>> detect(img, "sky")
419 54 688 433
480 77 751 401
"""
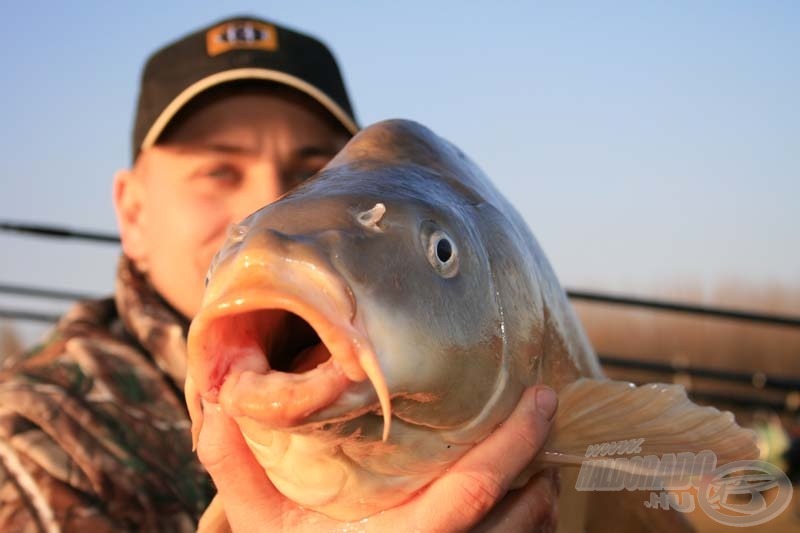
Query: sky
1 2 798 342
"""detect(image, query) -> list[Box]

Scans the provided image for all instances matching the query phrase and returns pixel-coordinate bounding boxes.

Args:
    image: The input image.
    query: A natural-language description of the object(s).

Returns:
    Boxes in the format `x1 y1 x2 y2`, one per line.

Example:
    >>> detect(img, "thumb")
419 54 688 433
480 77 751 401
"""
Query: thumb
404 385 557 531
196 400 285 531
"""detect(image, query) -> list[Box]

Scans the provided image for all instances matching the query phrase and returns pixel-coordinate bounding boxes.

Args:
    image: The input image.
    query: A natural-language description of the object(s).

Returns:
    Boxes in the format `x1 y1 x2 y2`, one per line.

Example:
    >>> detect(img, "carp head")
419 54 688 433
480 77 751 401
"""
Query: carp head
186 119 521 519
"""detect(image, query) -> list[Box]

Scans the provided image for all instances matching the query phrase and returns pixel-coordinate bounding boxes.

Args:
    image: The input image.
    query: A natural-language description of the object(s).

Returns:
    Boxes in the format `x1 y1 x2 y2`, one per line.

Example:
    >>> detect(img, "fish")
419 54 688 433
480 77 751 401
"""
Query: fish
185 119 758 528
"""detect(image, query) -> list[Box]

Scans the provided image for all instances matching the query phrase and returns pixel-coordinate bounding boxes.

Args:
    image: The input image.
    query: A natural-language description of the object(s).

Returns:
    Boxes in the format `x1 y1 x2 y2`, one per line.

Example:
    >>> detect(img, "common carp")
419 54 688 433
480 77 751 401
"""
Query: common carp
185 119 757 528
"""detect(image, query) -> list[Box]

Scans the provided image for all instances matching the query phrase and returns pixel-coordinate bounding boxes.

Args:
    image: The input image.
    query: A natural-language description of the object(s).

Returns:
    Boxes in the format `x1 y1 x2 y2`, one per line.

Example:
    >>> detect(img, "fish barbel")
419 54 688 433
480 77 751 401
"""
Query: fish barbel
186 119 757 527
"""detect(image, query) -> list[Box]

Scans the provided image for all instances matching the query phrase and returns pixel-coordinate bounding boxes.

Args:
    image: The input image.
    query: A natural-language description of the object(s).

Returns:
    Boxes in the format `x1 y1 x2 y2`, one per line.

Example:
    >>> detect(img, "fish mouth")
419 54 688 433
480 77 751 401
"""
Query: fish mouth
186 271 392 446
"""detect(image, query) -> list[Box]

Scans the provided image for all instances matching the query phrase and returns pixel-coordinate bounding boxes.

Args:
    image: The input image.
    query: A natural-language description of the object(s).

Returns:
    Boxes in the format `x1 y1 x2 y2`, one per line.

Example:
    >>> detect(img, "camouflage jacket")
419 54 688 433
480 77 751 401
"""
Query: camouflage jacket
0 257 214 532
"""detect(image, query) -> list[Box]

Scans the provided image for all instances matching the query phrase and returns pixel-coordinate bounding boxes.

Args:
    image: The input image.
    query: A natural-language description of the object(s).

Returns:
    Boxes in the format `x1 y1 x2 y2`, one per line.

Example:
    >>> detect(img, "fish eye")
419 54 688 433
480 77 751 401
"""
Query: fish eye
436 238 452 262
426 229 459 278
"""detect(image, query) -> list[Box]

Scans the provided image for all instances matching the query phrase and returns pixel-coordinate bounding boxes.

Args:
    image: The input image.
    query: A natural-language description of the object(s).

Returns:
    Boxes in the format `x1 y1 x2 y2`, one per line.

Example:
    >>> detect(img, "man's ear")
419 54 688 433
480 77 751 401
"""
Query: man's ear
113 167 148 268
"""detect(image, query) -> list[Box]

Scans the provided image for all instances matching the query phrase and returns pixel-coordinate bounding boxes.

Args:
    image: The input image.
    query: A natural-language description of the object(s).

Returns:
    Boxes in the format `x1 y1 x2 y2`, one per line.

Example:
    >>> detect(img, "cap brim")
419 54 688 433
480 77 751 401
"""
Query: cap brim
140 67 359 151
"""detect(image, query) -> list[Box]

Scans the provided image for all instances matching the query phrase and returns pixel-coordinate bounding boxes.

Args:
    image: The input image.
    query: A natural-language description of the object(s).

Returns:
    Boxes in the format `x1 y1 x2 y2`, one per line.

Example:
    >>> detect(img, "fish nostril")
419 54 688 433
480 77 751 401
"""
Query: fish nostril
356 203 386 232
227 223 249 243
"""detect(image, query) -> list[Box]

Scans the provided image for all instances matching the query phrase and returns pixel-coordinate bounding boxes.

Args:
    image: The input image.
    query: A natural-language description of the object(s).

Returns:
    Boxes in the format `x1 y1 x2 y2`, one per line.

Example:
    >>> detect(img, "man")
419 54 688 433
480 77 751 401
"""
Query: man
0 16 558 531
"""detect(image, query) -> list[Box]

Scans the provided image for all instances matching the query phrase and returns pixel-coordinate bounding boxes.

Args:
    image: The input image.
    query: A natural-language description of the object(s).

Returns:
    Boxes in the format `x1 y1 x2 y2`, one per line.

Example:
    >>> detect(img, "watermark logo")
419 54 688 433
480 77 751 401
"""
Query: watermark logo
575 440 793 527
697 460 793 527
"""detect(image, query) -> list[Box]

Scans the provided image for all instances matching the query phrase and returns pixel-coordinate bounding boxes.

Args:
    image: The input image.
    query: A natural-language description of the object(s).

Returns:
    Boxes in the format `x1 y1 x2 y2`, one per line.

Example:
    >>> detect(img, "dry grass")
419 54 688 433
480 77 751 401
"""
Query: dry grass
574 281 800 373
573 281 800 532
573 282 800 405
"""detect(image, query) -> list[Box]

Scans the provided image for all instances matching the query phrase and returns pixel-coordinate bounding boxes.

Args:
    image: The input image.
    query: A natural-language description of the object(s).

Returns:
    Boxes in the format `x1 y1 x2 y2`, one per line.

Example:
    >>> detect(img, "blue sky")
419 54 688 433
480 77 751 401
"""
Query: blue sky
1 2 798 340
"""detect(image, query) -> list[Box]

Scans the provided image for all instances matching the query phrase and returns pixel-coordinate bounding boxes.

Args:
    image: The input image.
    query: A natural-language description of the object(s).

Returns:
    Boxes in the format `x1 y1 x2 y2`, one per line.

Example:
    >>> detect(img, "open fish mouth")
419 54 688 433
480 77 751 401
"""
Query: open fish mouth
186 266 392 445
252 311 327 374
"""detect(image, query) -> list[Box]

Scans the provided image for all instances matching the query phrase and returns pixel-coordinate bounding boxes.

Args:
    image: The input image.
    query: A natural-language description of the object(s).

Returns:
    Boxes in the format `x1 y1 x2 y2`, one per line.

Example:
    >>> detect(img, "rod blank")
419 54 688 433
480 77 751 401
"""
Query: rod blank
0 221 119 243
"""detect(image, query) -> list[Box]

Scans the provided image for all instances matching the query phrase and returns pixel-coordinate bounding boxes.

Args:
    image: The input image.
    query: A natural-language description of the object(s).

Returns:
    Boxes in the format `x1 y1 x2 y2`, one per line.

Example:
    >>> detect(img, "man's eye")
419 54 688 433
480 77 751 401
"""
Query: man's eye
206 165 241 182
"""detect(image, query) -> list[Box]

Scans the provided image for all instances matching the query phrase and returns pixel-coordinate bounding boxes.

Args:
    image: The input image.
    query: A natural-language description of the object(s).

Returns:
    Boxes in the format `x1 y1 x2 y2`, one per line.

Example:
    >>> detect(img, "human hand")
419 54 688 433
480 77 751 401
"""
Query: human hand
196 385 559 532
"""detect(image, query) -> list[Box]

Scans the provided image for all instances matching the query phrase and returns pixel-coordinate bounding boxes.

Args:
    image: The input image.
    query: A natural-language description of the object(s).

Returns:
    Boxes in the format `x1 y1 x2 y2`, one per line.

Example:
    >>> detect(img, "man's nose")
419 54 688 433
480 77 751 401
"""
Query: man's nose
235 163 285 220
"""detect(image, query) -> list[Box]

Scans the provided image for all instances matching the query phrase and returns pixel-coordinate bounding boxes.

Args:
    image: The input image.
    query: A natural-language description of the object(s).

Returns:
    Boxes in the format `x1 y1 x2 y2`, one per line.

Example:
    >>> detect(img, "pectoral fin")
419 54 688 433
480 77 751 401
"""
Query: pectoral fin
541 378 758 469
539 379 757 533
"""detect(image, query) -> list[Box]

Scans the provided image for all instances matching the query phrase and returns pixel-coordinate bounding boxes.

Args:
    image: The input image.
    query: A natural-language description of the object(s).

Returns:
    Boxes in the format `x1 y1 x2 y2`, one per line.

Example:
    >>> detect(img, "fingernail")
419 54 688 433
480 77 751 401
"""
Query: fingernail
536 386 558 421
201 399 223 426
201 398 221 411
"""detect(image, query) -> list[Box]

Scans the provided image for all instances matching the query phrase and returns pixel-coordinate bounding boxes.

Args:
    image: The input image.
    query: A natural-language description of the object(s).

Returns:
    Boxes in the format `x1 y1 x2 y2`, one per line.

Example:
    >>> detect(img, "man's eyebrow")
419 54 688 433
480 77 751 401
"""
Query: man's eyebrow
168 144 340 158
201 142 259 155
165 142 259 156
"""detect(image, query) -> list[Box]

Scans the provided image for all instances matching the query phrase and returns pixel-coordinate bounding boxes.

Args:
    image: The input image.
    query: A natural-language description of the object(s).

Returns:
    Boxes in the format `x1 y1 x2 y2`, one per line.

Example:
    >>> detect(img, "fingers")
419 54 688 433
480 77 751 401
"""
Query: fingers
196 400 285 532
405 385 558 531
473 468 560 532
197 386 559 532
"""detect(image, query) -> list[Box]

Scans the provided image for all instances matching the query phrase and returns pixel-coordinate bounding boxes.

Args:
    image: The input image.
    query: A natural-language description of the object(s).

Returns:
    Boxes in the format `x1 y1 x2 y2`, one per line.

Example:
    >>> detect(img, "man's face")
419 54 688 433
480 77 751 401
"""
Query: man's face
114 88 351 319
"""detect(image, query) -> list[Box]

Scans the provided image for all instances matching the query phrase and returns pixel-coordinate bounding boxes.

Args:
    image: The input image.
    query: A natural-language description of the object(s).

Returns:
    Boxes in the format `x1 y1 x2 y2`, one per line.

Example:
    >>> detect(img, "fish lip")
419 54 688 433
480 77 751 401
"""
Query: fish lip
186 267 392 437
188 284 365 395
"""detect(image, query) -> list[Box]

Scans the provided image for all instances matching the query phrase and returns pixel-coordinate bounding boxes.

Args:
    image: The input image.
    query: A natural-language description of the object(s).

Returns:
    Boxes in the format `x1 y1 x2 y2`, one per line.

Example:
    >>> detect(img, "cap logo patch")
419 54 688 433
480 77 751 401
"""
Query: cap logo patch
206 21 279 57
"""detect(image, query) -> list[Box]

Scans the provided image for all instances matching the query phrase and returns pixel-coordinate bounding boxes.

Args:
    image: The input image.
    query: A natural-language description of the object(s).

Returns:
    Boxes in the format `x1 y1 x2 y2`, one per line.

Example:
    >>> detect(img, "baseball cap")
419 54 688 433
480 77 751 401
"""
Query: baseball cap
132 15 359 160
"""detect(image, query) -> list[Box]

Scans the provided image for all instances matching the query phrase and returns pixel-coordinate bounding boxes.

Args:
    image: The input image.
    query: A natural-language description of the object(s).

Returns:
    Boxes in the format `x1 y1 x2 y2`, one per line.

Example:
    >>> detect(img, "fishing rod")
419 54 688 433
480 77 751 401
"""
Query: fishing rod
599 354 800 392
3 303 797 392
569 289 800 328
0 283 97 302
0 308 61 323
0 220 120 244
3 220 800 328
